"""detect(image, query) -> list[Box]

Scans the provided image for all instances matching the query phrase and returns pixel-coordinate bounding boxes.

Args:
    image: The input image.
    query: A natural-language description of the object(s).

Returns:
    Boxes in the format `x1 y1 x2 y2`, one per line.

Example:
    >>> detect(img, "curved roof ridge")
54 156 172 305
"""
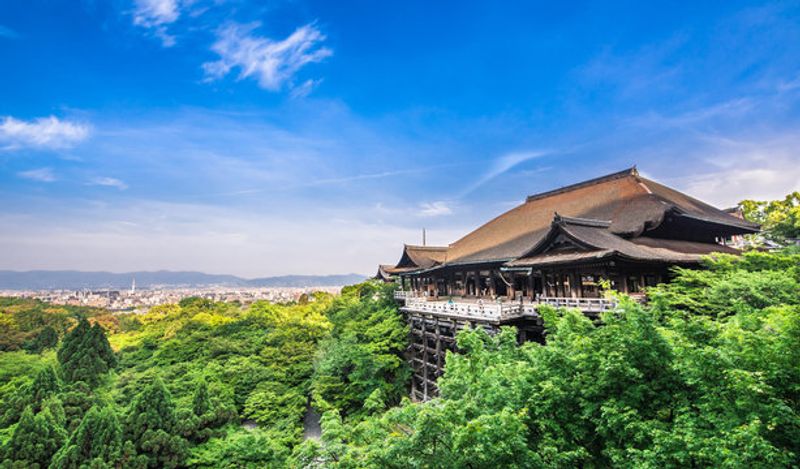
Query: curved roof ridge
446 168 645 260
525 167 637 203
403 244 448 251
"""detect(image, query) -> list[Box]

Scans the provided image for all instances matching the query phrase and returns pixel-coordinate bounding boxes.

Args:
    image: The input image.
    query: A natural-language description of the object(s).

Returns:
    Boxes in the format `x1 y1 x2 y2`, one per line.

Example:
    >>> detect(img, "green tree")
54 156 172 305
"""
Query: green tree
192 379 210 417
741 192 800 244
0 365 61 428
30 366 61 407
49 406 123 469
648 251 800 318
312 281 409 418
125 377 188 468
57 319 116 387
1 405 66 468
59 382 100 434
187 428 291 468
179 378 236 444
178 297 214 310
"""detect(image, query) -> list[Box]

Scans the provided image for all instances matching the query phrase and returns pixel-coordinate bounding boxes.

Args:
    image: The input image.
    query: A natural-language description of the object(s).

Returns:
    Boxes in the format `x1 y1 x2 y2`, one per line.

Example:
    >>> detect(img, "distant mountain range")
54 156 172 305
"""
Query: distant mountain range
0 270 369 291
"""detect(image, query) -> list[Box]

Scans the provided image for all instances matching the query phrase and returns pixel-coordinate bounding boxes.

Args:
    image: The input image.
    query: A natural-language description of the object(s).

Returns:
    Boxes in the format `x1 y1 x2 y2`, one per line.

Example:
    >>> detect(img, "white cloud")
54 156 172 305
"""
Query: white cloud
0 200 467 277
203 22 332 92
18 168 56 183
90 177 129 190
667 133 800 207
419 201 453 217
290 79 322 99
132 0 181 46
0 116 90 150
777 74 800 92
460 150 549 197
629 98 755 129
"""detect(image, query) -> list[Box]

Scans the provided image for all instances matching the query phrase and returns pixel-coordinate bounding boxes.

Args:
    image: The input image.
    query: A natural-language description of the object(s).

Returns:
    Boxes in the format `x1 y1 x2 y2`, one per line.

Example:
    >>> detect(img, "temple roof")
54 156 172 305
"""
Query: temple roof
391 244 448 272
444 167 757 265
374 264 396 281
505 214 741 268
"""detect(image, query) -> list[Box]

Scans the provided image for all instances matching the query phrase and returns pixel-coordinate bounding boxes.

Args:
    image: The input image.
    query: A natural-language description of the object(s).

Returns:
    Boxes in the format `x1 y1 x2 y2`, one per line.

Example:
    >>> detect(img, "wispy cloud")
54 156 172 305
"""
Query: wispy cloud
460 150 549 197
0 199 468 276
132 0 181 46
18 168 57 183
777 74 800 92
0 116 91 150
290 79 323 99
674 133 800 207
419 201 453 217
198 167 434 199
203 22 332 92
629 98 755 128
0 25 18 39
89 177 129 190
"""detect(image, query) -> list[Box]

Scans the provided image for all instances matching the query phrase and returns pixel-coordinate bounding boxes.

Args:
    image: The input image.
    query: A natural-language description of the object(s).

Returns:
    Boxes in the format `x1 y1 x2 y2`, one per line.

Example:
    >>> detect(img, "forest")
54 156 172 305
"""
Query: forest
0 194 798 468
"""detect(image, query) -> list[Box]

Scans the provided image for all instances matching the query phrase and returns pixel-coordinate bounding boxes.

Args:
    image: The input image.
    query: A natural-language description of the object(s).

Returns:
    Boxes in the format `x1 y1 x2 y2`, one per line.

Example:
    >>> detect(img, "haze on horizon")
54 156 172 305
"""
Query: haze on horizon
1 1 799 277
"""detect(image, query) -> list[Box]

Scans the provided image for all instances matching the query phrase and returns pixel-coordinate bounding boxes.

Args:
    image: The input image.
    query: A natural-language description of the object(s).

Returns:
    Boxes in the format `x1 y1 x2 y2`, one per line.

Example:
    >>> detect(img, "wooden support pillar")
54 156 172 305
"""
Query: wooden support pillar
422 321 428 401
529 273 535 300
435 319 443 378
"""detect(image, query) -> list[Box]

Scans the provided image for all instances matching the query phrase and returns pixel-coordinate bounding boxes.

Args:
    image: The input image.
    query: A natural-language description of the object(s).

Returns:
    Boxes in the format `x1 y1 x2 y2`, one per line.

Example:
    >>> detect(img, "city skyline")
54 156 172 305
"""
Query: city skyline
1 1 799 276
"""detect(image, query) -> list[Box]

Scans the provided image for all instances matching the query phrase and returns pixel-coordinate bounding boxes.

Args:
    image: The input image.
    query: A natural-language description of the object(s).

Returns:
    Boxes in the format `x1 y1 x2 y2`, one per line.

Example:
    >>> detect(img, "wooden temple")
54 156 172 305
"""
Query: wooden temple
380 167 759 401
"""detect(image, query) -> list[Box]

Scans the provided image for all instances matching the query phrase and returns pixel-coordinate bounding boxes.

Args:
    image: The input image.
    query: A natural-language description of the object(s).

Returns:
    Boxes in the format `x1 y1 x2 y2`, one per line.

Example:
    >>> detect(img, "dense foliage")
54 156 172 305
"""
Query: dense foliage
312 282 409 419
0 282 407 468
741 191 800 245
306 250 800 468
1 250 798 467
0 298 109 352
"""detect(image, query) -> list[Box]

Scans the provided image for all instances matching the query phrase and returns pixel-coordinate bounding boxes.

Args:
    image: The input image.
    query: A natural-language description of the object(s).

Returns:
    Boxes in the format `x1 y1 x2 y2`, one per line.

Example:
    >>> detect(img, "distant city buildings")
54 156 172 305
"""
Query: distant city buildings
0 285 342 313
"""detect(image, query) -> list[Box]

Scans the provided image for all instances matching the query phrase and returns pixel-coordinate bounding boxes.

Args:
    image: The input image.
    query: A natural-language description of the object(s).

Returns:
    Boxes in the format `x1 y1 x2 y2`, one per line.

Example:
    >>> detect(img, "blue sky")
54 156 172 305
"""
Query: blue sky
1 0 799 276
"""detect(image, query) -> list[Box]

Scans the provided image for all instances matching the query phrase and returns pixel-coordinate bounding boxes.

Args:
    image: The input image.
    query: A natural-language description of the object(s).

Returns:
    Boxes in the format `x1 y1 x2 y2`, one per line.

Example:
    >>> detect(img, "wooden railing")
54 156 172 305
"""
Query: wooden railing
399 294 619 321
536 296 617 312
403 297 520 321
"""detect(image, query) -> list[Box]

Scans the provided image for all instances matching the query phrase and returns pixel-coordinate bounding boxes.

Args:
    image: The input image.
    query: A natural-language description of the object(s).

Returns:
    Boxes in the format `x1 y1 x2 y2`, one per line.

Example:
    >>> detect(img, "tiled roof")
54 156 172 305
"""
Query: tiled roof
390 244 449 272
444 167 757 264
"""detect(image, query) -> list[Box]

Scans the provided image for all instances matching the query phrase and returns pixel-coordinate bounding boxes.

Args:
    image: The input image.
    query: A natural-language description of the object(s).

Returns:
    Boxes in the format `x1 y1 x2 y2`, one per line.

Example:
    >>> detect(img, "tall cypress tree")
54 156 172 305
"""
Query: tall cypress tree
90 323 117 369
30 365 61 408
60 381 99 434
125 378 188 468
0 365 61 428
57 318 116 387
50 406 123 469
1 405 66 468
192 378 210 417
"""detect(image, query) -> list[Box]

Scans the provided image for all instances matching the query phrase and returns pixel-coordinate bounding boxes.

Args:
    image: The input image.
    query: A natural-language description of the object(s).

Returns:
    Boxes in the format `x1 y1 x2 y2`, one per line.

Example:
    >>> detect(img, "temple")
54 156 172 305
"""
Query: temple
380 167 759 400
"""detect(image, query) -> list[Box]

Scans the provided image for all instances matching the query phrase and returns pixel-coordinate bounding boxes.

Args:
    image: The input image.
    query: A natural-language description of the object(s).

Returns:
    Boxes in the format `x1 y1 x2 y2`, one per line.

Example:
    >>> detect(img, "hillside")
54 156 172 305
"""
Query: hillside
0 270 367 290
0 250 798 468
